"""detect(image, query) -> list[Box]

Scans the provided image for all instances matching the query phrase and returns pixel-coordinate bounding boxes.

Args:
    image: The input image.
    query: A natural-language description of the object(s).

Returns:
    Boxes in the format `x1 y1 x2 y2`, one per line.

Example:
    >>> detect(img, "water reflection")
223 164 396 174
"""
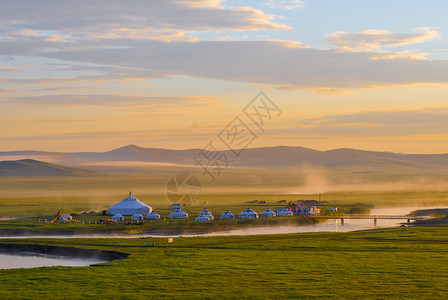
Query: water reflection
0 253 106 269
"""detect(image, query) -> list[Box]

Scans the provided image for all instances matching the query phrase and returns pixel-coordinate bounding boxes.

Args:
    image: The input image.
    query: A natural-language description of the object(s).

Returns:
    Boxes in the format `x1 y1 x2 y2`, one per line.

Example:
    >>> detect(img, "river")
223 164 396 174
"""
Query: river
0 253 106 269
0 205 440 239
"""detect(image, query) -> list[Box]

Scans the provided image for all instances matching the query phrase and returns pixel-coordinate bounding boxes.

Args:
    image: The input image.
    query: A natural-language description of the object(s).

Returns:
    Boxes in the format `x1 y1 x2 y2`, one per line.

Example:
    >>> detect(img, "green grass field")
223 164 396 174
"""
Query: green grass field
1 175 448 298
1 226 448 299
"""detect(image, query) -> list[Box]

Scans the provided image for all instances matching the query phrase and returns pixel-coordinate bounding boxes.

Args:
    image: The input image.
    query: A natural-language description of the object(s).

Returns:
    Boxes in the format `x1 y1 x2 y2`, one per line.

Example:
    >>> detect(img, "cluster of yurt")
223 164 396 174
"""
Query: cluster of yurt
108 193 297 222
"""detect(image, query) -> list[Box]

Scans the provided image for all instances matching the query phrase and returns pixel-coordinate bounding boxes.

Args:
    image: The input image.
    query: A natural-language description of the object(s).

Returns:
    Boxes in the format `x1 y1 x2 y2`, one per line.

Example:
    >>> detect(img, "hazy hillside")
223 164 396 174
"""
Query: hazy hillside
2 145 448 174
0 159 95 177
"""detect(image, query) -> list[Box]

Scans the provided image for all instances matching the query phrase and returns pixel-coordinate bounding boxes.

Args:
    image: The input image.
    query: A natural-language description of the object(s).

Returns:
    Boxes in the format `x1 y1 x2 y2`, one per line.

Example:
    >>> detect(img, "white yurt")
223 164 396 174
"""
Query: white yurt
260 208 276 218
109 192 152 216
277 208 293 217
131 213 144 221
112 214 124 221
220 210 235 219
59 214 72 221
169 209 188 219
198 208 214 220
170 204 183 210
146 211 160 220
195 215 210 222
239 208 258 219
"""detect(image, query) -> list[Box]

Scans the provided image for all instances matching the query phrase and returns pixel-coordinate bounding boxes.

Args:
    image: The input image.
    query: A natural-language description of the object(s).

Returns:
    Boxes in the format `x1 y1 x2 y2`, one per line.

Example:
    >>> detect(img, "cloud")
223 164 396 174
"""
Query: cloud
290 108 448 137
0 0 290 38
35 86 111 92
0 66 20 72
41 40 448 90
326 28 440 51
265 0 303 10
2 94 221 107
0 3 446 92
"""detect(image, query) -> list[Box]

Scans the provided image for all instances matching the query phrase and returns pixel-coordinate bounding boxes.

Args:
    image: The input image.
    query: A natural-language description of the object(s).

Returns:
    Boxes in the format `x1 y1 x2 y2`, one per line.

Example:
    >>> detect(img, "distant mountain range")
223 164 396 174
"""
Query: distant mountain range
2 145 448 175
0 159 95 177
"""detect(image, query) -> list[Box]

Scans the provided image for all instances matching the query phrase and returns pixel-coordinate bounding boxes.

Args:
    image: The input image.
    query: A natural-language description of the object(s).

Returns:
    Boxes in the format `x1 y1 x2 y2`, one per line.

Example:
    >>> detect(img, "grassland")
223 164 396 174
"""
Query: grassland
1 226 448 299
2 174 448 218
1 174 448 236
0 174 448 298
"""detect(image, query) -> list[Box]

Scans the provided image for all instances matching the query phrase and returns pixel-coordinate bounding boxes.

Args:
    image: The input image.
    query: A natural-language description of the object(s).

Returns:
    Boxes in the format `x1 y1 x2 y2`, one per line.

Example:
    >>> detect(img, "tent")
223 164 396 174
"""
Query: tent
239 208 258 219
59 214 72 221
169 204 183 210
146 211 160 220
131 213 144 221
220 210 235 219
169 209 188 219
198 208 214 220
260 208 276 218
109 192 152 216
111 214 125 221
195 215 211 222
277 208 293 217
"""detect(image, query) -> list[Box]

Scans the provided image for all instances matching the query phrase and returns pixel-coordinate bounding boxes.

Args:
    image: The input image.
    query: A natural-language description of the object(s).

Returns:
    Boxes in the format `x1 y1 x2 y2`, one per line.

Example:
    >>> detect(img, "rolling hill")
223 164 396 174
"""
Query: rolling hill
0 159 96 177
2 145 448 174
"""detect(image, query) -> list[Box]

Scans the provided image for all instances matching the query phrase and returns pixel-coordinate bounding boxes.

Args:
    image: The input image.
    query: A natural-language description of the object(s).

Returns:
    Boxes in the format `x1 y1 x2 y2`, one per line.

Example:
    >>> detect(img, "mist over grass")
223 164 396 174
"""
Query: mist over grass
1 165 448 218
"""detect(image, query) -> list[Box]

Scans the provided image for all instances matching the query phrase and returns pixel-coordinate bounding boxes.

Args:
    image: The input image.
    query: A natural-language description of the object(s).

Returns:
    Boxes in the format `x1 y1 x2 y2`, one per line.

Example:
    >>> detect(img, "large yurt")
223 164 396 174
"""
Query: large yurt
112 214 124 221
220 210 235 219
195 215 210 222
239 208 258 219
277 208 293 217
169 209 188 219
198 208 214 220
131 213 144 221
146 211 160 220
109 192 152 216
260 208 276 218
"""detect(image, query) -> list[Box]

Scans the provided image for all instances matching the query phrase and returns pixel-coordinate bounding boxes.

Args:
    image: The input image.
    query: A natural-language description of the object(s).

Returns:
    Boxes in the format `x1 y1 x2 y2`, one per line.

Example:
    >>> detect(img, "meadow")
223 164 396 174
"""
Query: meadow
1 174 448 298
1 226 448 299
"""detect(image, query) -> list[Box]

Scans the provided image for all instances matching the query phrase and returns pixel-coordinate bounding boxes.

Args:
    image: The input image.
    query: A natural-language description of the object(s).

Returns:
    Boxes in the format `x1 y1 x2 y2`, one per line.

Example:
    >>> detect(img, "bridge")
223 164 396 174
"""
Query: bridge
311 215 420 226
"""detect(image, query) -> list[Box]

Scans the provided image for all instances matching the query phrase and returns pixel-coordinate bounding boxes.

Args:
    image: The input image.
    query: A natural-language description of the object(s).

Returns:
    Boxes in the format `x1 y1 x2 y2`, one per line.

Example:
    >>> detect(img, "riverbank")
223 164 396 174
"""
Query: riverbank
0 215 321 237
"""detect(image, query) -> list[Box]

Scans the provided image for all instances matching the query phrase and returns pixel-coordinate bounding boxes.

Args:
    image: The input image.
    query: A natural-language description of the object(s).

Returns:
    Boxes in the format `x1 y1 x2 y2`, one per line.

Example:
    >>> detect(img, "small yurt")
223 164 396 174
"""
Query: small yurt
131 213 144 221
169 209 188 219
170 203 183 210
195 215 210 222
277 208 293 217
220 210 235 219
198 208 214 220
239 208 258 219
109 192 152 216
59 214 72 221
260 208 276 218
112 214 124 221
146 211 160 220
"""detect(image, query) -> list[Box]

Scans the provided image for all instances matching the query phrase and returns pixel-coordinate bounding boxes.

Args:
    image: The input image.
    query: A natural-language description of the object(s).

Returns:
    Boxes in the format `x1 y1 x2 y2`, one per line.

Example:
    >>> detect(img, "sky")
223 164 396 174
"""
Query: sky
0 0 447 153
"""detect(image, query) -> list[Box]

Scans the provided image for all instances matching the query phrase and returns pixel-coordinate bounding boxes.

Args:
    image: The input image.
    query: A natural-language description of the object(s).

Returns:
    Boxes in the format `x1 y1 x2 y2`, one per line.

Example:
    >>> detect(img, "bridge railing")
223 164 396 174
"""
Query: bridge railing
313 214 415 219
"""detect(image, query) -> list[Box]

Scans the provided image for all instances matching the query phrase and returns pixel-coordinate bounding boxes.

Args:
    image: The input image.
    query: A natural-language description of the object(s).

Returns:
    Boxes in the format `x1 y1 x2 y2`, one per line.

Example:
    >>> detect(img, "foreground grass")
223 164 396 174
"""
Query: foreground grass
1 226 448 299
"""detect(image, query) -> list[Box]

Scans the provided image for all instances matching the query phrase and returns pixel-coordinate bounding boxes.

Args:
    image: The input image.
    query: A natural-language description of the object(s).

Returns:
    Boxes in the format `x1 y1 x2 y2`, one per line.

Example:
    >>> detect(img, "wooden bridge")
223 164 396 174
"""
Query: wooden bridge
311 215 419 226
